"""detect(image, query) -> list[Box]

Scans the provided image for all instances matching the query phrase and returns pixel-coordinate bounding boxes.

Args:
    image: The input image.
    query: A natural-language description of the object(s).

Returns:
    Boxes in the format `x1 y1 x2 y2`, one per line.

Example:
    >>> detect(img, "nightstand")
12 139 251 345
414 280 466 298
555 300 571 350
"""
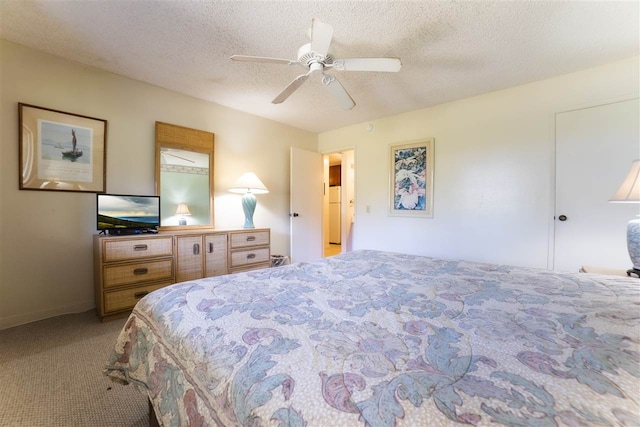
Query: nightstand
579 265 633 277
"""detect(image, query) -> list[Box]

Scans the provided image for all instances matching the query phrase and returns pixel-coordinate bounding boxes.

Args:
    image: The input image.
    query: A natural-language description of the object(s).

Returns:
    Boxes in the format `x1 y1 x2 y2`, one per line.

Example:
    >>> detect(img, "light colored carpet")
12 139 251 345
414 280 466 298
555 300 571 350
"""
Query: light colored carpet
0 310 148 427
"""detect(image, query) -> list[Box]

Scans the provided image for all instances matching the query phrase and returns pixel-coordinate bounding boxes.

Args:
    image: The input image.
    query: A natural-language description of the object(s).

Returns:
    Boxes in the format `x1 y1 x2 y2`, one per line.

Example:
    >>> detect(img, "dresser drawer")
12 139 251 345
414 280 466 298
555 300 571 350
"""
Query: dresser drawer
229 230 269 249
103 281 170 314
229 262 271 273
102 236 173 262
103 258 174 288
230 247 270 268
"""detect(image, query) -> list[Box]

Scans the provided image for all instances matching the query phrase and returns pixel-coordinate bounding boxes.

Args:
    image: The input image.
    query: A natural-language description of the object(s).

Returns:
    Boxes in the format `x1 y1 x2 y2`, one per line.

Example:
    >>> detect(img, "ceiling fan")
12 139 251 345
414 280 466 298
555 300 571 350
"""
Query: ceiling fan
160 149 195 165
231 18 402 110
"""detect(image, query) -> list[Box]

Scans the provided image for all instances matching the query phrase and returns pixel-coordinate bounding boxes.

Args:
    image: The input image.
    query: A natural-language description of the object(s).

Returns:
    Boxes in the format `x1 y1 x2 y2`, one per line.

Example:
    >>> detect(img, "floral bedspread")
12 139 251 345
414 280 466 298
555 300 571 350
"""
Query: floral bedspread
105 250 640 426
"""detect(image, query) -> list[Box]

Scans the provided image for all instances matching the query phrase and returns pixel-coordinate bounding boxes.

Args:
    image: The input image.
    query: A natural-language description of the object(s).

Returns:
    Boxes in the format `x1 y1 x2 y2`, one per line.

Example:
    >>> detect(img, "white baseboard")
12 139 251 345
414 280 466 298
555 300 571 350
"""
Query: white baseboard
0 301 95 330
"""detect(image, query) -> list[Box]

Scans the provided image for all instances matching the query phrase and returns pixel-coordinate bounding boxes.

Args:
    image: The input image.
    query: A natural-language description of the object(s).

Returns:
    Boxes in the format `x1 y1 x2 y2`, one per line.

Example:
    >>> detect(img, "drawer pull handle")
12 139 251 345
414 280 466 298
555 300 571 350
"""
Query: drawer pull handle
193 243 200 255
246 236 256 242
134 291 149 299
133 244 148 251
133 268 148 275
247 253 256 259
208 242 213 253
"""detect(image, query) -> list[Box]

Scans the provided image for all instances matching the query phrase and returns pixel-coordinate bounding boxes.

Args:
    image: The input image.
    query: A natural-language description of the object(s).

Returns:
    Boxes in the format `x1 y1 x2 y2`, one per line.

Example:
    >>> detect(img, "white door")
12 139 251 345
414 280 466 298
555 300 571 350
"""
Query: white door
555 98 640 272
290 147 323 263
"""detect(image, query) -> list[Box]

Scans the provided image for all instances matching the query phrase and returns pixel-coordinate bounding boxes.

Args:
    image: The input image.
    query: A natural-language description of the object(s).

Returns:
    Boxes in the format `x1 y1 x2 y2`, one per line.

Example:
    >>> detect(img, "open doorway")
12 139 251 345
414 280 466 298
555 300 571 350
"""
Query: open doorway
322 150 355 257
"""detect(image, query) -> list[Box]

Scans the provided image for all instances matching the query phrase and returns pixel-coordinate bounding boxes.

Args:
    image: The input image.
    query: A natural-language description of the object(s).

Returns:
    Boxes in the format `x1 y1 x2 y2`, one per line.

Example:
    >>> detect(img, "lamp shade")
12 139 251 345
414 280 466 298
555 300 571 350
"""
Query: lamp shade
175 203 191 215
610 159 640 202
228 172 269 194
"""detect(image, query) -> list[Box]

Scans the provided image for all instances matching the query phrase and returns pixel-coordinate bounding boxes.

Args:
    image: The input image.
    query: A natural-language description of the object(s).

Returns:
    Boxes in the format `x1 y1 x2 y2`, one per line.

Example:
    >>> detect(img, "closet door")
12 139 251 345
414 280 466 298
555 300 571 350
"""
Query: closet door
555 98 639 272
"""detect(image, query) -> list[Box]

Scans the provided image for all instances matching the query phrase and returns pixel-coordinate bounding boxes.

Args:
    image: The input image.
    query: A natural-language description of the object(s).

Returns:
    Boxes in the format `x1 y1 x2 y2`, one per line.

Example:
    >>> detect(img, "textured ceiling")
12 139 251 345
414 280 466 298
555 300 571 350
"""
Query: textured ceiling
1 1 638 133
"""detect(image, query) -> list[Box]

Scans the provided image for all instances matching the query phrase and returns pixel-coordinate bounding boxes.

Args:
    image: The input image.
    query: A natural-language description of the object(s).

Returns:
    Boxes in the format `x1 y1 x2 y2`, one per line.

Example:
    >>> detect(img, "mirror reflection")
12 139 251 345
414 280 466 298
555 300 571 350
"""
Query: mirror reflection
159 148 210 226
155 121 214 229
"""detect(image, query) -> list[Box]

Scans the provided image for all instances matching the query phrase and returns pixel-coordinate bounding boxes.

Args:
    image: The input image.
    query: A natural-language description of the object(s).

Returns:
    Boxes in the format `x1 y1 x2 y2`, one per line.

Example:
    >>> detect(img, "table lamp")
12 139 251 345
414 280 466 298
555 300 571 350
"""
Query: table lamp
609 159 640 276
228 172 269 229
175 203 191 226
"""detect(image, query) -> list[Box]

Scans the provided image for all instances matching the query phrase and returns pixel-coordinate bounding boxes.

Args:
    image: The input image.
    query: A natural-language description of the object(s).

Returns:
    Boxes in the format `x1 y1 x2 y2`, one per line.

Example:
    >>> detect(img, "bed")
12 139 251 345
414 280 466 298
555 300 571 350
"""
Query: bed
105 250 640 426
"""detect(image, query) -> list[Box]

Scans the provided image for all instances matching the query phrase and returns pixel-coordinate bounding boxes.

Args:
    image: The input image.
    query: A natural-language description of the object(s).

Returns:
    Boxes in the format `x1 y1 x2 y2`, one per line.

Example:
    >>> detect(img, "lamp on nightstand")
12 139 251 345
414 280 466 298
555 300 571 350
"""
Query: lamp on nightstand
175 203 191 226
228 172 269 229
609 159 640 277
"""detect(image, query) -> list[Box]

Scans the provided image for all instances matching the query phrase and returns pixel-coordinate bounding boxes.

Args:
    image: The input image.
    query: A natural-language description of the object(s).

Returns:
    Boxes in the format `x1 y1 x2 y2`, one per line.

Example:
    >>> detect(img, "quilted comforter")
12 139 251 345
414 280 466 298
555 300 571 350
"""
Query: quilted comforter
105 250 640 426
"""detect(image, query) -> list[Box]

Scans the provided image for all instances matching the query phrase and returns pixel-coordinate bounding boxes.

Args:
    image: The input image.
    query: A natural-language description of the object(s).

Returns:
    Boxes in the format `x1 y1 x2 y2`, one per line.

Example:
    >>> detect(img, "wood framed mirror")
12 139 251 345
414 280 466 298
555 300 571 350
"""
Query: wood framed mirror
155 121 214 229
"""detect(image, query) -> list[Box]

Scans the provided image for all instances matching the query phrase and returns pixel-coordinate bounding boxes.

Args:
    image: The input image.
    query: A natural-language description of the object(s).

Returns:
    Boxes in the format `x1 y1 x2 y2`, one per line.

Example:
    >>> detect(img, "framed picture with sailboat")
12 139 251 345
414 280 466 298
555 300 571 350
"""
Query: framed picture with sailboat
19 103 107 193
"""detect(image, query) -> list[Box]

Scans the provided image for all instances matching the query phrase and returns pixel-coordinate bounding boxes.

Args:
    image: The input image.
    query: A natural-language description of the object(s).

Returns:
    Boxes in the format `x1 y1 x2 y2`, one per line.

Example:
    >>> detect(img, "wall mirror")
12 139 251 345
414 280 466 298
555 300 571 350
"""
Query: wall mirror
155 121 214 229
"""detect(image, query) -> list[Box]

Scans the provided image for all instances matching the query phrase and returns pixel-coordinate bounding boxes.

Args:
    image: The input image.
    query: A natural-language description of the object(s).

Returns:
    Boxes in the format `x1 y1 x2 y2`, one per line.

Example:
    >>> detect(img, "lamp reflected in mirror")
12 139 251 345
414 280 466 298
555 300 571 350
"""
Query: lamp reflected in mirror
176 203 192 226
228 172 269 229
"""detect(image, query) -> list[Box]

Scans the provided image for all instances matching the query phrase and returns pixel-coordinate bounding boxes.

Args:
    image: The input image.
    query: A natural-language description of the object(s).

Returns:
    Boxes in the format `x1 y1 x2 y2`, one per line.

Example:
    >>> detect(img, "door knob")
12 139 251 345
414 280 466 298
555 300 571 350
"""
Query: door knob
558 215 567 221
290 212 299 217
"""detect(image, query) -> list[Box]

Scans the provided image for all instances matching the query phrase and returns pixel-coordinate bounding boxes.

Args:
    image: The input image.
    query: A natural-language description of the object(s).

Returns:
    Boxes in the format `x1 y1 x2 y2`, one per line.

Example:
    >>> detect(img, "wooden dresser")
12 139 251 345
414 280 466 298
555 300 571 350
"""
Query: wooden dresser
94 228 270 320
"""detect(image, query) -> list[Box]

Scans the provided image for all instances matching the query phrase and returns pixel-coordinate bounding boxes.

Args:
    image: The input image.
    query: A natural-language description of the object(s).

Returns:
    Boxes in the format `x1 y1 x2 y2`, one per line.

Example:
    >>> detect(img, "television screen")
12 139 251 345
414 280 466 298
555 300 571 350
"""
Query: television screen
97 194 160 232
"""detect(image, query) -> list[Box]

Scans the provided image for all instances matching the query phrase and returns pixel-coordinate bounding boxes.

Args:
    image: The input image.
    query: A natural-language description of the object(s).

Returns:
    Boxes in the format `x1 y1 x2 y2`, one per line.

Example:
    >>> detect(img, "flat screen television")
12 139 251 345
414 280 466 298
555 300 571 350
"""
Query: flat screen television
97 193 160 234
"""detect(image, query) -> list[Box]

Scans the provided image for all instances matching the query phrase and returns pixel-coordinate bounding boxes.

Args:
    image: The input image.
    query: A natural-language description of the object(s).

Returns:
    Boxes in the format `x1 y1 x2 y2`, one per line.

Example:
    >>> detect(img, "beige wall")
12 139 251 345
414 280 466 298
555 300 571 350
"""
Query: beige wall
319 56 639 269
0 40 317 329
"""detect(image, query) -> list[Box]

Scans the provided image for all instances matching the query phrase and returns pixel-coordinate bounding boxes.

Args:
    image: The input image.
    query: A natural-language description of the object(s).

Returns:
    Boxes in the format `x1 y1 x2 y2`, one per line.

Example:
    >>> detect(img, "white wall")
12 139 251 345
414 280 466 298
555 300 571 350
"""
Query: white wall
0 40 317 329
319 57 639 269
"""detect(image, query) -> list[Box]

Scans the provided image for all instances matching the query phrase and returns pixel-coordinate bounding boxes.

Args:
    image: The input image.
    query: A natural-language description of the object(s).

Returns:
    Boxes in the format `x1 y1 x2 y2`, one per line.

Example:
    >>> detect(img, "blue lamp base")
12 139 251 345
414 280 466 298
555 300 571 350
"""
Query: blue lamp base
241 192 257 229
627 216 640 275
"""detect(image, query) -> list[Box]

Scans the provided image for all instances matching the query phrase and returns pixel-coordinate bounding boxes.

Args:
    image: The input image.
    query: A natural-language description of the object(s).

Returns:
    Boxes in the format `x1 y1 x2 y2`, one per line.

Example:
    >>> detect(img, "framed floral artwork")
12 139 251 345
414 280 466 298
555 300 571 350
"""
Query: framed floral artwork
19 103 107 193
389 139 434 217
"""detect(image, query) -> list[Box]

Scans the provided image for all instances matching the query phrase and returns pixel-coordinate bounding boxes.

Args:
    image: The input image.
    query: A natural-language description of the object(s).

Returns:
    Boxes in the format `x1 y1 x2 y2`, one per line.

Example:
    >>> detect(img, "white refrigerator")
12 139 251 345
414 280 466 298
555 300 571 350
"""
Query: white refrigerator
329 186 341 244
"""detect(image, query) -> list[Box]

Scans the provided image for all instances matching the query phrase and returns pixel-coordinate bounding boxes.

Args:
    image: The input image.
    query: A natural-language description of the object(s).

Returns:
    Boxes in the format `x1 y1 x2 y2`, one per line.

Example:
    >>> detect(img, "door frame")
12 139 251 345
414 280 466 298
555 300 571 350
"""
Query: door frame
322 147 356 255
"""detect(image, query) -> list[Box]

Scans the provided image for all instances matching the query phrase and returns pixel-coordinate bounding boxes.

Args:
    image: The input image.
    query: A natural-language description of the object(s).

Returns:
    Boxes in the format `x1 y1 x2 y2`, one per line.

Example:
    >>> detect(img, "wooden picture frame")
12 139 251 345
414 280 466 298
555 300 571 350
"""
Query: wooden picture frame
389 138 434 217
19 103 107 193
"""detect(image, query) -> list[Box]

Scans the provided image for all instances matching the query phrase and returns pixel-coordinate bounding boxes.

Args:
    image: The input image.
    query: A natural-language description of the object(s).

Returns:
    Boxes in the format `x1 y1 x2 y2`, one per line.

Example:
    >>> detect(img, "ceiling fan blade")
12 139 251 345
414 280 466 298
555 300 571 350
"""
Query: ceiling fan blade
310 18 333 58
272 74 310 104
333 58 402 72
322 74 355 111
231 55 295 65
161 152 195 163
